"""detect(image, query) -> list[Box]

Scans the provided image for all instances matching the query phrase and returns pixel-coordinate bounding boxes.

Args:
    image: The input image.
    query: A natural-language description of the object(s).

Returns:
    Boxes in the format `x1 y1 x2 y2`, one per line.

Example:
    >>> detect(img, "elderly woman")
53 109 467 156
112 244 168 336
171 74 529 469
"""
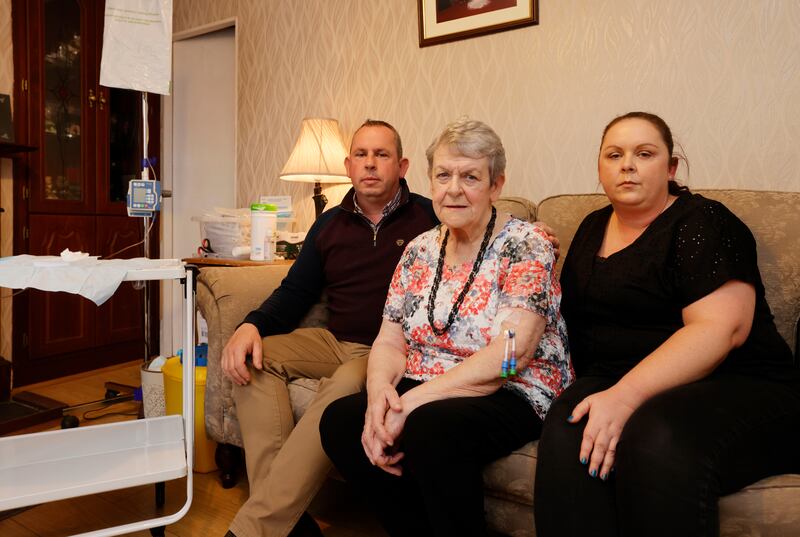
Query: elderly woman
320 118 573 536
534 112 800 537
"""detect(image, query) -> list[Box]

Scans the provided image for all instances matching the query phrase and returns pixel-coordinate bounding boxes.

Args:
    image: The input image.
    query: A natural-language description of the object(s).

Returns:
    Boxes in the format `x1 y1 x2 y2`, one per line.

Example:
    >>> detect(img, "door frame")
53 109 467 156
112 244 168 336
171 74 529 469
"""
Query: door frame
160 18 238 356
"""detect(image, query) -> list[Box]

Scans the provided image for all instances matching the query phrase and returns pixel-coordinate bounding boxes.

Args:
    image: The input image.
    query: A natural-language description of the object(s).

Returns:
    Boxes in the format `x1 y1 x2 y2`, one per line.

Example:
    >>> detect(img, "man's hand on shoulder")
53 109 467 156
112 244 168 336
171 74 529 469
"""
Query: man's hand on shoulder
222 323 263 386
534 221 561 261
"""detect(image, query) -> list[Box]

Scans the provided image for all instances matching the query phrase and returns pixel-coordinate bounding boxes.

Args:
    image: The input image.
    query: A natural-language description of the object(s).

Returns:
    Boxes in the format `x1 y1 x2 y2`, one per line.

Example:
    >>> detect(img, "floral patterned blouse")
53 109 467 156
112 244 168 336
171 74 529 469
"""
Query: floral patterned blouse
383 217 574 418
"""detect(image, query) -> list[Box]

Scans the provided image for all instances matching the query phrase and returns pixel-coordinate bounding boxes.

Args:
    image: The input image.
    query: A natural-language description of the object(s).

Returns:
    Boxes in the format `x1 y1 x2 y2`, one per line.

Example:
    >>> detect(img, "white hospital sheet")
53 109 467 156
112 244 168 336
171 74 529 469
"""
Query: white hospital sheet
0 256 182 305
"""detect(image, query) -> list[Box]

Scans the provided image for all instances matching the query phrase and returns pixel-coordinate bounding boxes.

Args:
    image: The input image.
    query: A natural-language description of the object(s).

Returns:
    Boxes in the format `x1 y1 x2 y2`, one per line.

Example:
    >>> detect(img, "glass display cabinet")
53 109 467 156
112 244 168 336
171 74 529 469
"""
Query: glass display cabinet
11 0 161 384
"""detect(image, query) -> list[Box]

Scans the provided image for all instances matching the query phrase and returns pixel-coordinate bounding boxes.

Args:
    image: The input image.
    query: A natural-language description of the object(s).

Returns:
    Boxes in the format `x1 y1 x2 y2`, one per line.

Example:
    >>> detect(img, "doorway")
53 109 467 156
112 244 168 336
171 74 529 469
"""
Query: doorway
161 21 237 355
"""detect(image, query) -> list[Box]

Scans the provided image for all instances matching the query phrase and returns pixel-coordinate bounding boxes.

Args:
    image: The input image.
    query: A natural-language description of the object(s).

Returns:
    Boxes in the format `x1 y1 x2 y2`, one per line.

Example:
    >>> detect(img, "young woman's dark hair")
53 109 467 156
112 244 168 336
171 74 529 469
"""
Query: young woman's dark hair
601 111 690 196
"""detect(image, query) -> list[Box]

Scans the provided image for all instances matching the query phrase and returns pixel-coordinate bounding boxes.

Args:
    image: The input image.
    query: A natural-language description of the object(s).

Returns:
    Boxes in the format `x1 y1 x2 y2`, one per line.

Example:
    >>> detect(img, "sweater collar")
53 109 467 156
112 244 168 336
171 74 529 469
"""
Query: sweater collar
340 178 411 215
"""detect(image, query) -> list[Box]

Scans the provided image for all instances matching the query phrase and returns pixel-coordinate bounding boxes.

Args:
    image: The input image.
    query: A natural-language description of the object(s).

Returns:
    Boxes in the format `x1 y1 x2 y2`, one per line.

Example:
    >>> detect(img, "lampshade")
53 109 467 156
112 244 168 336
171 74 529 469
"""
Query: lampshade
279 118 350 184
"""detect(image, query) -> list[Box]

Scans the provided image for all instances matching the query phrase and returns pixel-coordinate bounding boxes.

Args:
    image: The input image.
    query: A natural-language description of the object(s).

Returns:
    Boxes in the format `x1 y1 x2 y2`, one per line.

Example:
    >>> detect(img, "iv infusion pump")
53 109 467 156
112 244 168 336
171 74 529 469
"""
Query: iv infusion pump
126 179 162 217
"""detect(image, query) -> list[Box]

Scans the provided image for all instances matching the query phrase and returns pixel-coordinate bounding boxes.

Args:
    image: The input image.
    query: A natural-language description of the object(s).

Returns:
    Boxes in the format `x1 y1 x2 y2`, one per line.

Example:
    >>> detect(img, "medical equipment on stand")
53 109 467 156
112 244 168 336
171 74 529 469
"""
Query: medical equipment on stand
126 178 162 217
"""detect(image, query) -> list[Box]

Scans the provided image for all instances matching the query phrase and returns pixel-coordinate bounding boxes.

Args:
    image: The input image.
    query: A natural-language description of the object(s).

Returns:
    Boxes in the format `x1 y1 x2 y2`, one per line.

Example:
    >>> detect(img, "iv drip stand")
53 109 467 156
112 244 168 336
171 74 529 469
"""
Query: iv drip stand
142 91 153 359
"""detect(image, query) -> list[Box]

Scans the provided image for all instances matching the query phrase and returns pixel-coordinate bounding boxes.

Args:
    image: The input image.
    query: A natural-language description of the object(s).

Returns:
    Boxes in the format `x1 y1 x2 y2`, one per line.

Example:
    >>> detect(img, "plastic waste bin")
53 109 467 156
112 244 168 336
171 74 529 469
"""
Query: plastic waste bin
140 356 167 418
162 344 217 473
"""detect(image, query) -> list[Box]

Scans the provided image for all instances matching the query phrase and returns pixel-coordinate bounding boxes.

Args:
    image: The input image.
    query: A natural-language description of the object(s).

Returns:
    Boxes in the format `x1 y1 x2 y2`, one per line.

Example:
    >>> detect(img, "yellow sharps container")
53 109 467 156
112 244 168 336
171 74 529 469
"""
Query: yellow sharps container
162 346 217 473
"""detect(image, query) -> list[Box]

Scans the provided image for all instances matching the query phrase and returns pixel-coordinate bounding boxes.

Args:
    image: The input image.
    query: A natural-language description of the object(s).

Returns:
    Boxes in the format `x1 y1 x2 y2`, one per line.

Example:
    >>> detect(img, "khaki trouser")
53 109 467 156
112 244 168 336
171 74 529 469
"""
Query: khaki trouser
229 328 370 537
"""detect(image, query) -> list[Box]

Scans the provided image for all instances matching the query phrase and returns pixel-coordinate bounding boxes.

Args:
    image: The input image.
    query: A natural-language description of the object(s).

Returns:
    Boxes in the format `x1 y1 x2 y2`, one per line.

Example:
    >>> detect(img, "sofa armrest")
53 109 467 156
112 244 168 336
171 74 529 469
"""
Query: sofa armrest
197 265 291 445
198 265 292 363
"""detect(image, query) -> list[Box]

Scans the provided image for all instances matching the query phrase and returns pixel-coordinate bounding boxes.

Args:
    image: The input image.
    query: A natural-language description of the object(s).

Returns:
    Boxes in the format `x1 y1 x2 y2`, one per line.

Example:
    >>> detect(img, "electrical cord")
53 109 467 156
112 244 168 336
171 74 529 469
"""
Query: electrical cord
102 211 157 260
0 289 27 299
147 158 159 182
81 408 140 421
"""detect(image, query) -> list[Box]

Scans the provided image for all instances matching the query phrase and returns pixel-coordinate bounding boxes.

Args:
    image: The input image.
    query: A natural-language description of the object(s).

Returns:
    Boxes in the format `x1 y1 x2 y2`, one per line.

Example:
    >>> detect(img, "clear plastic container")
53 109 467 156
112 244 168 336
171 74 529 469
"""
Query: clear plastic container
250 203 278 261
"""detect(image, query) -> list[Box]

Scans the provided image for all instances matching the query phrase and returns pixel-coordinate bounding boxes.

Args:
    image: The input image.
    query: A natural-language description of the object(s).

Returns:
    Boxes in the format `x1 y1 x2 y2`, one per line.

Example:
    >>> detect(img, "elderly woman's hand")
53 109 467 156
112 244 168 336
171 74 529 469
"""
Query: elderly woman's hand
568 382 644 481
362 381 407 475
371 408 409 476
361 418 404 475
360 411 406 476
383 407 408 445
366 382 403 445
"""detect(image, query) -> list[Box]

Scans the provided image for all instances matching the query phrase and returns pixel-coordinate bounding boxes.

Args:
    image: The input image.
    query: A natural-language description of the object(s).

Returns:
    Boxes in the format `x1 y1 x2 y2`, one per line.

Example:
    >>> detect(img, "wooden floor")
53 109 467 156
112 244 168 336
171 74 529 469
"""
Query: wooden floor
1 361 386 537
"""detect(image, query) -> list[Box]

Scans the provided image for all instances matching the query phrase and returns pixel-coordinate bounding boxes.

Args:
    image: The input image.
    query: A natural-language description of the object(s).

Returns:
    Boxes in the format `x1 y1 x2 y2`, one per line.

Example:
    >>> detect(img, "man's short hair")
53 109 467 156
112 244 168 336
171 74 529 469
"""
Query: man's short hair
351 119 403 159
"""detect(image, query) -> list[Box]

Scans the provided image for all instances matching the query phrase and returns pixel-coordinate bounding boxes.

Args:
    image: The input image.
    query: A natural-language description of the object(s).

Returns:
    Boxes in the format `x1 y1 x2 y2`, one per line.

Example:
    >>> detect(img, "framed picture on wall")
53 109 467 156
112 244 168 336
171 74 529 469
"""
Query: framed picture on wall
418 0 538 47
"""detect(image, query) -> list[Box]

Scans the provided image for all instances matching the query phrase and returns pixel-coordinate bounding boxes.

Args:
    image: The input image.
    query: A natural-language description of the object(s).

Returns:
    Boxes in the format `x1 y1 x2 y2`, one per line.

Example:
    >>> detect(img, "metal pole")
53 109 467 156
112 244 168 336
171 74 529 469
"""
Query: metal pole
142 92 152 360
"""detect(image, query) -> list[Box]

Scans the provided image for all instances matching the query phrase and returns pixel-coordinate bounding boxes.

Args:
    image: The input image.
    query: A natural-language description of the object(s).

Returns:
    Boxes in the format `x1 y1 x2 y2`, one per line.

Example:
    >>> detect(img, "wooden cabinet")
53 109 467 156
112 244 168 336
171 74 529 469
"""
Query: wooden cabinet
11 0 160 385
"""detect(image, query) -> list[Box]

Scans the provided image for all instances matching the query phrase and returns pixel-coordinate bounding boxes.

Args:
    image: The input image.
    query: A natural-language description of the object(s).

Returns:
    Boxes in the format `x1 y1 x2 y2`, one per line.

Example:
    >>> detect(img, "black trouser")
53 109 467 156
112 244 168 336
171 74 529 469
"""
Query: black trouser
534 375 800 537
320 378 542 537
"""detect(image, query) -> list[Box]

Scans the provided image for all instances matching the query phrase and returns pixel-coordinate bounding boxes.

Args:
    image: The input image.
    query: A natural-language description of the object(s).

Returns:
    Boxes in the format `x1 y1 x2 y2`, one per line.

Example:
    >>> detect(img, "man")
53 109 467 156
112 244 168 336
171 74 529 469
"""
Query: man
221 120 438 537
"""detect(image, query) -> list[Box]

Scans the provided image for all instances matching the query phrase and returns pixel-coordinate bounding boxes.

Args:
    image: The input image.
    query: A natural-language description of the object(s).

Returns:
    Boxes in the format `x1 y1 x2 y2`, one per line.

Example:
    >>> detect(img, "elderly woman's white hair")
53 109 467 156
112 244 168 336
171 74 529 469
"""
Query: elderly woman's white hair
425 118 507 185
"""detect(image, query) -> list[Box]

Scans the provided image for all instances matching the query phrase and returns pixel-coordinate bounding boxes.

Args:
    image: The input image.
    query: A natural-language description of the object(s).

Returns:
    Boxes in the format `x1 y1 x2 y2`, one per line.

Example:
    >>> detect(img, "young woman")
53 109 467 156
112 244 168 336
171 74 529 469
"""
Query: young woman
534 111 800 537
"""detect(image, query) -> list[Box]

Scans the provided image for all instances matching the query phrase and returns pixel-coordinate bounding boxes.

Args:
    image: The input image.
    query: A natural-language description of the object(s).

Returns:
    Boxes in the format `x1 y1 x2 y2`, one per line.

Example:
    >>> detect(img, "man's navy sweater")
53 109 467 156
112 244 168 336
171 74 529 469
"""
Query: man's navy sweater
242 179 438 345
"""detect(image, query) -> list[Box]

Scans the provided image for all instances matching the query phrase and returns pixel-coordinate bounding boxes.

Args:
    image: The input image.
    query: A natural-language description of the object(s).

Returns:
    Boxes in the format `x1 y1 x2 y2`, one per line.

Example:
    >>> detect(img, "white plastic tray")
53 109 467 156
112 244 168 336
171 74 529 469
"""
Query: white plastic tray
0 415 186 511
122 263 186 282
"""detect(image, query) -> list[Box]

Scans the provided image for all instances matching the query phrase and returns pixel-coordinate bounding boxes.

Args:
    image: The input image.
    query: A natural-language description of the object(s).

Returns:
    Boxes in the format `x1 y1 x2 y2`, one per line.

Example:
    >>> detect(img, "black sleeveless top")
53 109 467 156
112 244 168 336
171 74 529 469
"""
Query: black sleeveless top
560 193 798 384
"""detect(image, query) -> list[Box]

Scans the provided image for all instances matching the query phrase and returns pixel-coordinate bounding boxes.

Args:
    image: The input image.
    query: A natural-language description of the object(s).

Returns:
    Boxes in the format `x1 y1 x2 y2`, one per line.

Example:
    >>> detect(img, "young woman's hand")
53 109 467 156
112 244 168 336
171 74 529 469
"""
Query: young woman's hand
568 382 644 481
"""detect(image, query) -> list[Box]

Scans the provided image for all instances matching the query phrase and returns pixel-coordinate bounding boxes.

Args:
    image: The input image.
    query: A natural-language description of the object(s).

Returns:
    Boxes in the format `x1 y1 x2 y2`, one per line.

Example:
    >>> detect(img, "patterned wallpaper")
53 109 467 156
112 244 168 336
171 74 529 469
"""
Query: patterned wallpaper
175 0 800 231
0 0 12 361
0 1 795 361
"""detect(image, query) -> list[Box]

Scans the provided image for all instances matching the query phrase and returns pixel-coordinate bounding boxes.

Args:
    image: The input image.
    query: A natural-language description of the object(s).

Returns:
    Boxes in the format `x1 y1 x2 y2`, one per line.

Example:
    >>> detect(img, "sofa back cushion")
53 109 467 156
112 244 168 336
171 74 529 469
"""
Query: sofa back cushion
496 197 537 223
535 194 610 276
536 190 800 357
696 190 800 356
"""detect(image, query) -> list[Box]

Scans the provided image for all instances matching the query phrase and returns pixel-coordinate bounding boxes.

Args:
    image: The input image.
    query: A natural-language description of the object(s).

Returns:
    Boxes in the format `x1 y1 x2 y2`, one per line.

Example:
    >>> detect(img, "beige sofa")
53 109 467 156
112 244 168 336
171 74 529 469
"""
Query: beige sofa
197 191 800 537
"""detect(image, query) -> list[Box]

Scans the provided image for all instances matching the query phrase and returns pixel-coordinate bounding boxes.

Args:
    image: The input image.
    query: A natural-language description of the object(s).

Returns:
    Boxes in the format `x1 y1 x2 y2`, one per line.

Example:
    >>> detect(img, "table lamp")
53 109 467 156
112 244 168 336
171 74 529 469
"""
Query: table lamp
280 118 351 218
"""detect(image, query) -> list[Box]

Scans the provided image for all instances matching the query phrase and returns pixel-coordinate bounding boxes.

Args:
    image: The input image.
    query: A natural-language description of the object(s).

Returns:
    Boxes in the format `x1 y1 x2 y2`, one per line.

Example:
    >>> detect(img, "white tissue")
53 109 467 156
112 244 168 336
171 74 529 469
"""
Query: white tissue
147 355 168 372
61 248 91 262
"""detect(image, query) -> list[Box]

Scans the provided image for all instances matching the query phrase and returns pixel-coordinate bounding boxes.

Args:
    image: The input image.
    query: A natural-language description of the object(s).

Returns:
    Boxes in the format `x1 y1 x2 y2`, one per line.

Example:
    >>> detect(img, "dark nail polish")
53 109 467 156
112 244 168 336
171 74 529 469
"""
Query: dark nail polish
590 469 597 477
567 414 574 422
580 457 588 465
600 473 608 481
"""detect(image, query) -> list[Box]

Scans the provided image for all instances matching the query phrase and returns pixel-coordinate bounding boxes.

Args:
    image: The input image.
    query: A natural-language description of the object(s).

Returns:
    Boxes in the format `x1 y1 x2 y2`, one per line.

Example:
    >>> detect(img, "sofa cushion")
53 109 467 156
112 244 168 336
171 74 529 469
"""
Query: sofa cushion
483 441 538 505
288 378 321 423
719 474 800 536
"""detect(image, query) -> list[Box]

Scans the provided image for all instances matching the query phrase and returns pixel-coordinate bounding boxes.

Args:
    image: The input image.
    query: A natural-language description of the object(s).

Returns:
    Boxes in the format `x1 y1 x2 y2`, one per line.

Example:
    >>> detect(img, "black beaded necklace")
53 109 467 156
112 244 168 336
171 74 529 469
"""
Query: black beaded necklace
427 206 497 336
